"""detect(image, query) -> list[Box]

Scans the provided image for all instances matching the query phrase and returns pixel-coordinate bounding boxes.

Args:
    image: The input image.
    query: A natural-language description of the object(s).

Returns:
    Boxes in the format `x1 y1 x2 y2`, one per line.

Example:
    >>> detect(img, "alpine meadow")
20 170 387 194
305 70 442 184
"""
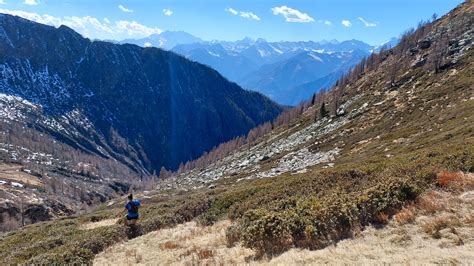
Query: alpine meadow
0 0 472 265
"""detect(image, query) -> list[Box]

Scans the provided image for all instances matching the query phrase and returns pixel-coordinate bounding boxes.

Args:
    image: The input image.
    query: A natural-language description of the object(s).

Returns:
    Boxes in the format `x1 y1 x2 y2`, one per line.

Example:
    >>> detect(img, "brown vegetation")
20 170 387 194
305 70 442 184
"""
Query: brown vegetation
1 1 473 264
394 204 416 225
94 173 474 265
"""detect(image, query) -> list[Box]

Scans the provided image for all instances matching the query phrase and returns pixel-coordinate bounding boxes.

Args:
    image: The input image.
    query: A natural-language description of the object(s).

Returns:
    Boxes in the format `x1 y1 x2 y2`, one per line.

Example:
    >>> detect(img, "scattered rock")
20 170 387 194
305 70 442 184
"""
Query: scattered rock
336 107 346 116
411 56 427 68
11 182 24 188
418 39 431 49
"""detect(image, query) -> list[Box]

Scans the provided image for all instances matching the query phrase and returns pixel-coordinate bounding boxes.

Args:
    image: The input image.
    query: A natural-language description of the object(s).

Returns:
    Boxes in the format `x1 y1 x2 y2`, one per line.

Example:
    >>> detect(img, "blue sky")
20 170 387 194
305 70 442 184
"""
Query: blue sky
0 0 464 45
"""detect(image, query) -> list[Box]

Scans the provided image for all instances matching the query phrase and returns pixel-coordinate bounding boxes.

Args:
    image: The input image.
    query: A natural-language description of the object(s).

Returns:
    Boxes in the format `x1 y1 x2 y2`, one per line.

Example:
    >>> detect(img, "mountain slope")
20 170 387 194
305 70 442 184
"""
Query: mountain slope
128 35 391 105
0 14 281 173
0 1 472 264
240 50 368 105
0 14 281 230
94 177 474 265
163 1 473 191
172 42 259 82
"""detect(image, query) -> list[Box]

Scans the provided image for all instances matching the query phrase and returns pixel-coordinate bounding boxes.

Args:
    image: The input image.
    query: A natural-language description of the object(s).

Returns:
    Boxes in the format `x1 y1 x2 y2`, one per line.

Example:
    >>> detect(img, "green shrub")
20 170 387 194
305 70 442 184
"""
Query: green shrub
2 145 471 263
239 209 294 257
227 169 427 256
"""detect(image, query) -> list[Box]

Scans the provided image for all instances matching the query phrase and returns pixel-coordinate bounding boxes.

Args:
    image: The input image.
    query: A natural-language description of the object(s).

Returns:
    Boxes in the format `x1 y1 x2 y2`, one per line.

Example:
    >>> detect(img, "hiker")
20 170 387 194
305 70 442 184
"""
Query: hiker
124 193 141 226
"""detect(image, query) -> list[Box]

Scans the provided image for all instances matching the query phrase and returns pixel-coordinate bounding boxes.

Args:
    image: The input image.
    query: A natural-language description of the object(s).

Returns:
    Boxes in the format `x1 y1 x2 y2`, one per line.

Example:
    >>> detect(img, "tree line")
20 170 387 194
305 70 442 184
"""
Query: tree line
159 9 472 180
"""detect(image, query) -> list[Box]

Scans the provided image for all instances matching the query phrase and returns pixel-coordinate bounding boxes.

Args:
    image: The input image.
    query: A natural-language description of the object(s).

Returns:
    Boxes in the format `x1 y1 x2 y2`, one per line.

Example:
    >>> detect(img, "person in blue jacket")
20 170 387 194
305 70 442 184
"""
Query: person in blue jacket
124 193 141 226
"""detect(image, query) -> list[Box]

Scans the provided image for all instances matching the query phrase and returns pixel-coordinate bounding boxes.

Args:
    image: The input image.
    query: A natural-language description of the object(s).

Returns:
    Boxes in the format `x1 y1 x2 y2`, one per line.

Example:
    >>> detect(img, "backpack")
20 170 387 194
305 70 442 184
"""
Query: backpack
130 201 139 213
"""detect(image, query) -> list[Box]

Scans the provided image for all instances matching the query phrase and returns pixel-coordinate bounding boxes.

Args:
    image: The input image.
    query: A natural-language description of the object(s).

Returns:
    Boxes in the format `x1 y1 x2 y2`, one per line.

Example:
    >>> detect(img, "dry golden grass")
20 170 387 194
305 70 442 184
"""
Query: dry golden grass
94 220 254 266
421 214 461 239
160 241 180 250
261 179 473 265
80 219 118 230
463 214 474 227
417 191 446 214
0 165 42 187
93 174 474 265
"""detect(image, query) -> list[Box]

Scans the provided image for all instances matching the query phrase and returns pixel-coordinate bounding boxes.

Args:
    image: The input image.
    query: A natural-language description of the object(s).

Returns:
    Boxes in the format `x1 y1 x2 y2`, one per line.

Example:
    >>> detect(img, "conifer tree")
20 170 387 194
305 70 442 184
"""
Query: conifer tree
319 103 328 119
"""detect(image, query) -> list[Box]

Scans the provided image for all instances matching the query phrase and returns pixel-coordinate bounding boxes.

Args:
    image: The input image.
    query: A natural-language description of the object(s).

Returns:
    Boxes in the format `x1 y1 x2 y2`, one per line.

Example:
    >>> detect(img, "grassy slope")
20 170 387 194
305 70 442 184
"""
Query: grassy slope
92 174 473 265
0 4 473 264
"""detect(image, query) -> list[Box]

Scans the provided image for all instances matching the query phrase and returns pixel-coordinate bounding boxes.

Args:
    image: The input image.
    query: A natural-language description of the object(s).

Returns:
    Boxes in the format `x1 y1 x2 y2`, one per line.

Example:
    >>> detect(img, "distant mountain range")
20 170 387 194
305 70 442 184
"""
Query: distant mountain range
120 31 203 50
238 50 368 104
122 32 399 105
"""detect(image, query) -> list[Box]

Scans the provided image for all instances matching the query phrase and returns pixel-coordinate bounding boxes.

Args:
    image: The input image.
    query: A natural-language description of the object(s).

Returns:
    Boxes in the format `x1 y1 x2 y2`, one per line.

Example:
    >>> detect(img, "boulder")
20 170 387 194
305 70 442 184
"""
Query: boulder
336 107 346 116
408 47 419 55
418 39 431 49
411 56 427 68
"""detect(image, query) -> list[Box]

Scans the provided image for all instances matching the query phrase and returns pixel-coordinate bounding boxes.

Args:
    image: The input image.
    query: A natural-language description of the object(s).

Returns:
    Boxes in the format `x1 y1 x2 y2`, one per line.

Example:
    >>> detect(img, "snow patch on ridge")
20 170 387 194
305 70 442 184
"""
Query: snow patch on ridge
308 52 323 62
208 51 221 57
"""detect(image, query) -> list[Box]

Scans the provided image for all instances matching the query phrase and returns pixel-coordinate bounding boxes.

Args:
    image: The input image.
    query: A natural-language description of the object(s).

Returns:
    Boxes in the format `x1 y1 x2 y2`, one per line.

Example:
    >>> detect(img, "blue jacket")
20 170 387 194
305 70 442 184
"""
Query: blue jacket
125 199 141 218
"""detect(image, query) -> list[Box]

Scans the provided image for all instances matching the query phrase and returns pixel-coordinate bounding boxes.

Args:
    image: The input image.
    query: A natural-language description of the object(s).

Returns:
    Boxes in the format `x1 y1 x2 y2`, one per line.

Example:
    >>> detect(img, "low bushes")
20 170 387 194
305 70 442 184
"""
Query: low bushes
0 192 214 264
221 147 472 257
1 145 471 263
394 204 416 225
227 177 422 257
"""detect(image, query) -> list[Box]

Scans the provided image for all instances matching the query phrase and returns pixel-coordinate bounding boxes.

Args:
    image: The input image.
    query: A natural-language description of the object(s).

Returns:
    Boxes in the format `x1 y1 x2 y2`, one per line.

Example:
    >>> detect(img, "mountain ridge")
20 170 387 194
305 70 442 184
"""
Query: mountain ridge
0 1 472 264
122 33 398 105
0 13 282 228
120 30 203 50
0 13 281 172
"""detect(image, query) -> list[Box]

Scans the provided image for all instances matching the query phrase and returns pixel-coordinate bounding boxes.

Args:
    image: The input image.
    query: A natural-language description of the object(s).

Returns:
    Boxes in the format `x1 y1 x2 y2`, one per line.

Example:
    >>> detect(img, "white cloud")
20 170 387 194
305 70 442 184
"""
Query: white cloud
239 11 260 21
144 42 152 47
358 17 377 27
162 8 173 16
225 8 238 15
271 6 314 23
0 9 113 35
341 20 352 27
319 20 332 26
0 0 6 5
225 7 260 21
116 20 162 36
23 0 38 5
118 4 133 13
0 9 162 39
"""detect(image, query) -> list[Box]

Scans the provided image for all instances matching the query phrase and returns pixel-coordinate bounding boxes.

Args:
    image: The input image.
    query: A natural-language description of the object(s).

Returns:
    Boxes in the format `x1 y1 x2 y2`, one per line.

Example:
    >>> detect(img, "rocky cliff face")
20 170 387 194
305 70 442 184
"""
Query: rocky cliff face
0 14 282 173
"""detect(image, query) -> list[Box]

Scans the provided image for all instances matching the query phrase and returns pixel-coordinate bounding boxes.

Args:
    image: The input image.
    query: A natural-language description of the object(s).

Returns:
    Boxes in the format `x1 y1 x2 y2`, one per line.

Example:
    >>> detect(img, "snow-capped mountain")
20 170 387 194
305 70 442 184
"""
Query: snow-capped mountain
121 31 203 50
373 37 400 52
240 49 369 105
171 38 374 104
121 34 385 105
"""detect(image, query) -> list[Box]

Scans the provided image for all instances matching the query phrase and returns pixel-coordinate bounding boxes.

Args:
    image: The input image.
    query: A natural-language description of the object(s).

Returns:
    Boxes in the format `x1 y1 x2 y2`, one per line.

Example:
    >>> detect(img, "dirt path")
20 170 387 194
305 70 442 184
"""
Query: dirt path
94 186 474 265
